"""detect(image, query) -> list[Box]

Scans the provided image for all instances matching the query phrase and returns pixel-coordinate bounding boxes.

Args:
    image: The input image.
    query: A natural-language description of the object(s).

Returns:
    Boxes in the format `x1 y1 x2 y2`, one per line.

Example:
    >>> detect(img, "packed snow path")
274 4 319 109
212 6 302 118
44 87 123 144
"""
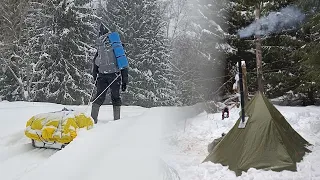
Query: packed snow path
0 102 201 180
0 101 320 180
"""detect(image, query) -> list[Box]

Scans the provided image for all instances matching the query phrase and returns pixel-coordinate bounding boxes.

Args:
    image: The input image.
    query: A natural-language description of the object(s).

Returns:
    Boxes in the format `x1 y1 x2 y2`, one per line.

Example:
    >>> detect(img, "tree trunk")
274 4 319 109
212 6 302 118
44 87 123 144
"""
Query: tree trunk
307 87 315 105
6 61 28 101
255 3 264 93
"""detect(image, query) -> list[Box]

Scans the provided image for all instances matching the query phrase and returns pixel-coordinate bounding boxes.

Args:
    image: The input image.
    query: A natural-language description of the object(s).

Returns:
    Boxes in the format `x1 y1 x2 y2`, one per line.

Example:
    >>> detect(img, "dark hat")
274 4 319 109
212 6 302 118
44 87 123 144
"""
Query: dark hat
99 23 110 36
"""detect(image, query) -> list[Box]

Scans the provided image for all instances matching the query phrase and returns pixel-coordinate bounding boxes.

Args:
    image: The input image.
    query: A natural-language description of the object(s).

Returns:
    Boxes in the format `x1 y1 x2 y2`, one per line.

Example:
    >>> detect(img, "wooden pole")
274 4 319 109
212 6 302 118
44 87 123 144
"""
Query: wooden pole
241 61 248 104
255 2 264 93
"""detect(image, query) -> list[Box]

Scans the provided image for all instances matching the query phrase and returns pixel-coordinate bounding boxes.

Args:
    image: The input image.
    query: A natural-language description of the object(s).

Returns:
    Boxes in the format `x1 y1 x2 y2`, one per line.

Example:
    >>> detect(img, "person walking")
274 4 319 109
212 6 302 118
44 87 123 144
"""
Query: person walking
90 24 128 124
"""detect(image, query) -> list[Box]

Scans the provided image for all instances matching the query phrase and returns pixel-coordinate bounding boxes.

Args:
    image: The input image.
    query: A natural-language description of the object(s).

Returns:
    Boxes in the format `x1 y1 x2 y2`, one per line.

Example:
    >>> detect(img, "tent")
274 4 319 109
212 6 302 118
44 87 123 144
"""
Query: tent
203 91 312 176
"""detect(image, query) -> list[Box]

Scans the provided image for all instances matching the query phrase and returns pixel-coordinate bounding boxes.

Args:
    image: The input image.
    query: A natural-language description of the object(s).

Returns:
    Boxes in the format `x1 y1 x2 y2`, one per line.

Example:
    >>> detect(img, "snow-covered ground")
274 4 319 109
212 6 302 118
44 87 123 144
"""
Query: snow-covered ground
0 101 319 180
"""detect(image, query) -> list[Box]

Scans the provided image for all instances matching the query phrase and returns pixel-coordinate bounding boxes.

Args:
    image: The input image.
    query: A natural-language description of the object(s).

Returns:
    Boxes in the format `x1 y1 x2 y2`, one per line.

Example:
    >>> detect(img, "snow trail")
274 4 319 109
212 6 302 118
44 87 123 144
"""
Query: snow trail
1 101 320 180
0 102 202 180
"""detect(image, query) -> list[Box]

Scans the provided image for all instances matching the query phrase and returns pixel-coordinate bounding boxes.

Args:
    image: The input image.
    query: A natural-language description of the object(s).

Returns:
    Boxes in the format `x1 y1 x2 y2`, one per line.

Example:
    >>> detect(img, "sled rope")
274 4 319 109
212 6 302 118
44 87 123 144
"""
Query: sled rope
84 73 121 113
91 73 121 104
88 76 98 105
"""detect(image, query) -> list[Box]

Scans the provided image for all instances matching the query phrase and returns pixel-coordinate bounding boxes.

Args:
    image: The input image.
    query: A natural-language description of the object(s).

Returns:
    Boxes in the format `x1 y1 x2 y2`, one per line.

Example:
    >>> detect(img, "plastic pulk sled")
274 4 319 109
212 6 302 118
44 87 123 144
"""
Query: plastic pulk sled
24 108 94 150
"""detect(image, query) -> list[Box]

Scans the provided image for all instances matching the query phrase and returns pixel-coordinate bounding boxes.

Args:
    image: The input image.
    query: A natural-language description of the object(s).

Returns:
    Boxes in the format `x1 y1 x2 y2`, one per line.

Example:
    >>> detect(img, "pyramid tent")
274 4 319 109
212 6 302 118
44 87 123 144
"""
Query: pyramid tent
203 91 312 176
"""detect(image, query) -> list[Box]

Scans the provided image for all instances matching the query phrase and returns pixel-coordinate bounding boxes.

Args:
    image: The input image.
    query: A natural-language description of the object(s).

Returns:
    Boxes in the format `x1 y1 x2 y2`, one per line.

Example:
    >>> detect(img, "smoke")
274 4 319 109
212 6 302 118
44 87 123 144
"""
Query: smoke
238 5 306 38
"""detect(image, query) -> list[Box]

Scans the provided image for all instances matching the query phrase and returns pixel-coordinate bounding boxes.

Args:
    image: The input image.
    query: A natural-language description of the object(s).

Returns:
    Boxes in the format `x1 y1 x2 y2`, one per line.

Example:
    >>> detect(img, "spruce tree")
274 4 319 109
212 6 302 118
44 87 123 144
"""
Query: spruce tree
167 0 231 105
189 0 229 100
97 0 179 107
0 0 33 101
292 0 320 104
0 0 98 104
31 0 97 105
225 0 303 98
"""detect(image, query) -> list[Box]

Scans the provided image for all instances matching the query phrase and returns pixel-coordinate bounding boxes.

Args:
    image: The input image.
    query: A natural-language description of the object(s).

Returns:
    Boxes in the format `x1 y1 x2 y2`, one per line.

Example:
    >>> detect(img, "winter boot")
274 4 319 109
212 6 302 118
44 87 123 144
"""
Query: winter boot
113 105 120 120
91 103 100 124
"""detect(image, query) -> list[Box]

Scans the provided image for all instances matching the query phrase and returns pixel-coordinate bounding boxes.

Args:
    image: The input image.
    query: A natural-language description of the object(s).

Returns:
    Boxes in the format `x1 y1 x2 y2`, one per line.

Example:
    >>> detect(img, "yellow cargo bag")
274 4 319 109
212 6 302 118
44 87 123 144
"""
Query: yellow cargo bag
24 108 94 149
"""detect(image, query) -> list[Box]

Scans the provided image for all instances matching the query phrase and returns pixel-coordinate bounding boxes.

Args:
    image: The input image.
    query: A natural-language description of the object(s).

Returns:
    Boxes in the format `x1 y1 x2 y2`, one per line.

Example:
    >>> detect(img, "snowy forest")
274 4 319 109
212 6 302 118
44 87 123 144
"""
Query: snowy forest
0 0 319 107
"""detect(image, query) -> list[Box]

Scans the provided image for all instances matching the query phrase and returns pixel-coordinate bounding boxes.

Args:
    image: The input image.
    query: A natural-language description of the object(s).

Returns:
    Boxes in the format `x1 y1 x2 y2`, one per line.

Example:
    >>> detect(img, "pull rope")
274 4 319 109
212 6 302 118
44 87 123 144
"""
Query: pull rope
91 73 121 104
88 76 98 105
84 73 121 114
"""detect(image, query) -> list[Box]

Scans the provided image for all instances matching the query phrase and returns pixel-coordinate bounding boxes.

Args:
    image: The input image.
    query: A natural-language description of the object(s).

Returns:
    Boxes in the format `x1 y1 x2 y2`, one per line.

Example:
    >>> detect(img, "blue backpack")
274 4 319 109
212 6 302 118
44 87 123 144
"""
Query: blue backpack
107 32 129 70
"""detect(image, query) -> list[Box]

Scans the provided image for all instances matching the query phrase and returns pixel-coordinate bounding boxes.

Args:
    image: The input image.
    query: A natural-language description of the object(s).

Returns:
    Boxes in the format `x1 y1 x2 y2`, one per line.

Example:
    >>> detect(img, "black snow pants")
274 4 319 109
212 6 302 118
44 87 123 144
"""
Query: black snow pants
93 72 121 106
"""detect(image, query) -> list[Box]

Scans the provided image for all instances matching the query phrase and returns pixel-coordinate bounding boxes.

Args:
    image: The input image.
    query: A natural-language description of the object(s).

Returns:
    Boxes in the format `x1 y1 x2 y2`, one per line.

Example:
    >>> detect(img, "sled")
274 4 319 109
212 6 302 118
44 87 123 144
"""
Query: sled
31 139 68 150
25 108 94 150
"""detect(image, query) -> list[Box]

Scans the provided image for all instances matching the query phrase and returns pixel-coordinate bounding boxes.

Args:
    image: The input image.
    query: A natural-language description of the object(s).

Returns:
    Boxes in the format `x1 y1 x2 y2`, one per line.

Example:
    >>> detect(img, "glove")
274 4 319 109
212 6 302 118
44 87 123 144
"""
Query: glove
121 83 127 92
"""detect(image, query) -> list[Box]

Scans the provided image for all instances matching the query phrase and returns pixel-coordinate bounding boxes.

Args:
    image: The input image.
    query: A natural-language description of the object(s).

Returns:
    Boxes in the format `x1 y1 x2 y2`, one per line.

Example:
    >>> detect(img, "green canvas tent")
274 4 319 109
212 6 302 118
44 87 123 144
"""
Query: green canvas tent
203 91 312 176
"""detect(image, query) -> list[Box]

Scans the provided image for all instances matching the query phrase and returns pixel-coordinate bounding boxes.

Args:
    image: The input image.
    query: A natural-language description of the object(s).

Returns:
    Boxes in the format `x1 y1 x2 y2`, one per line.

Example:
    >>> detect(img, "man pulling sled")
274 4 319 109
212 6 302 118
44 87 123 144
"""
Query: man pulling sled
90 23 129 124
24 24 129 149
